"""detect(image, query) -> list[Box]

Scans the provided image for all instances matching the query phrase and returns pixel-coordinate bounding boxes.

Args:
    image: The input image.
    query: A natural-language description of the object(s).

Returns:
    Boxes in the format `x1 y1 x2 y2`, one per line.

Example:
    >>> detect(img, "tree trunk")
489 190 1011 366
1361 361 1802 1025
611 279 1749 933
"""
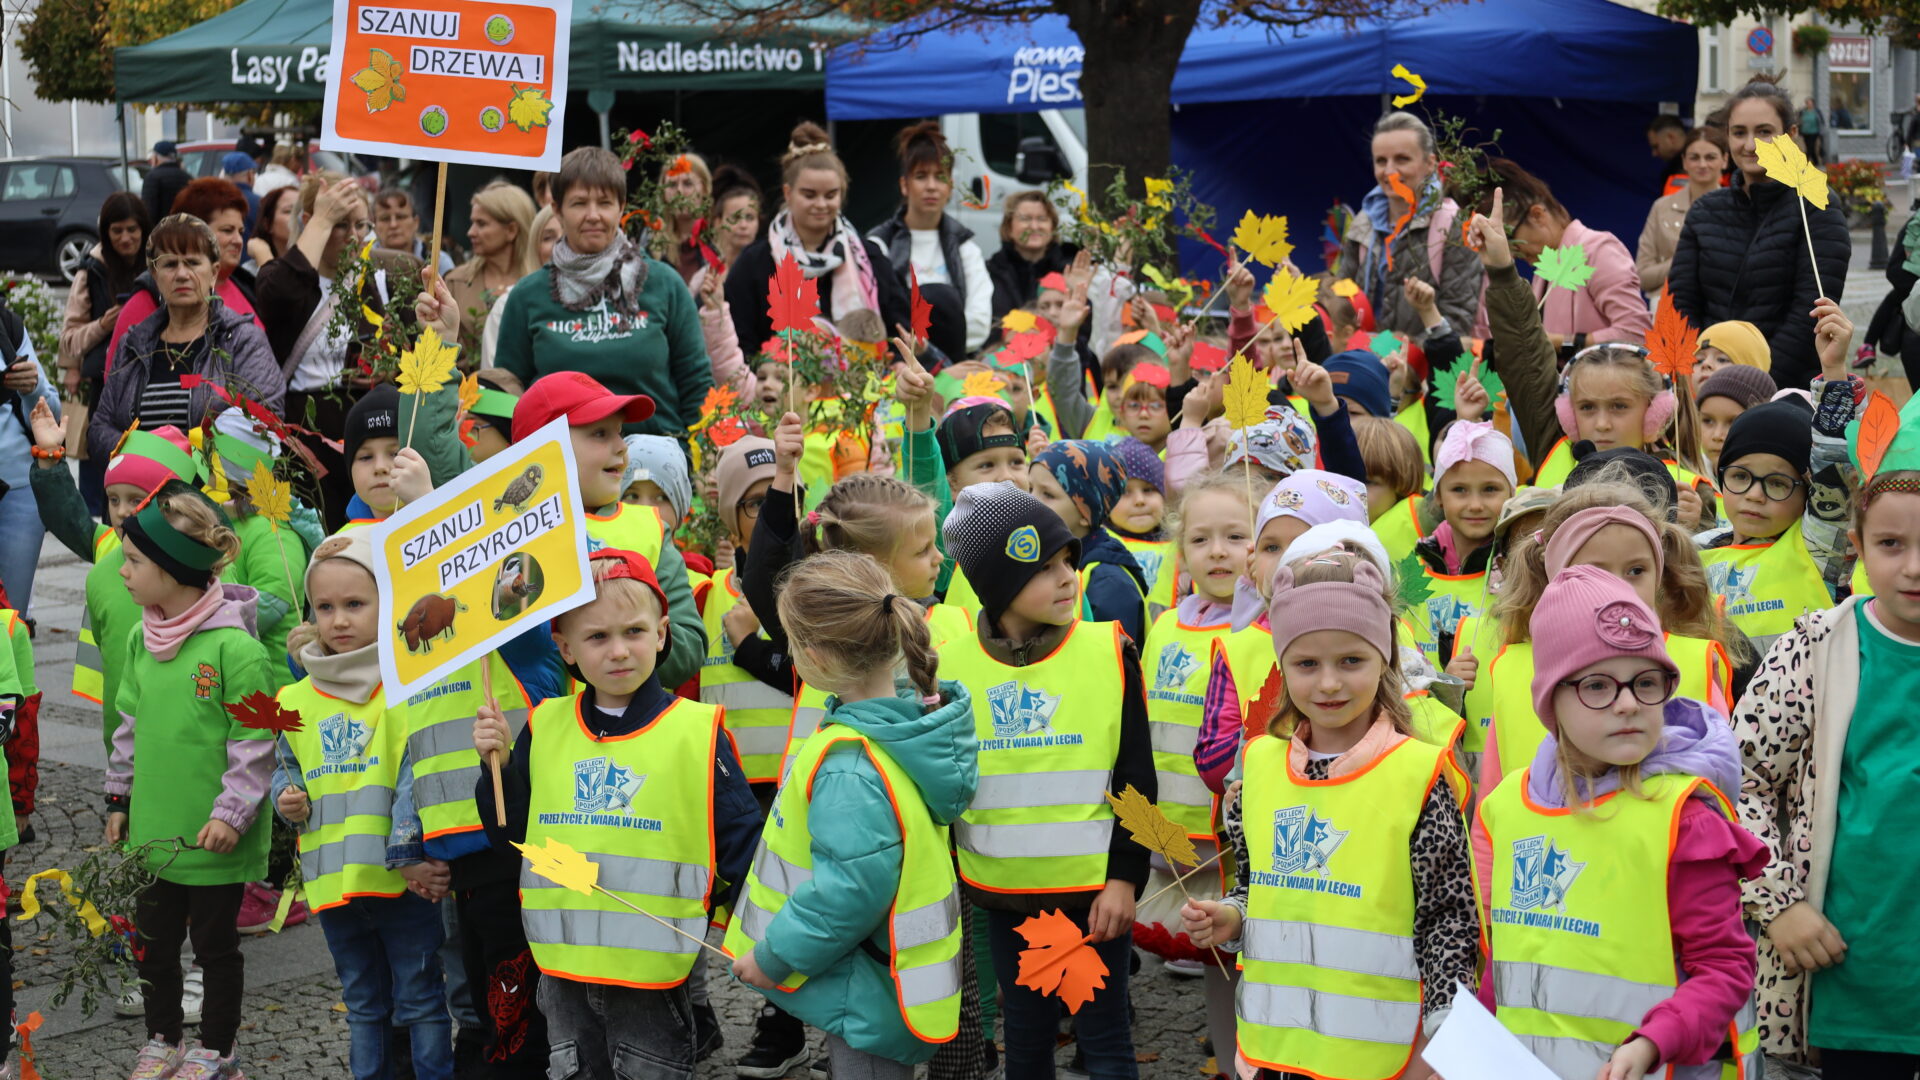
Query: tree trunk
1060 0 1199 198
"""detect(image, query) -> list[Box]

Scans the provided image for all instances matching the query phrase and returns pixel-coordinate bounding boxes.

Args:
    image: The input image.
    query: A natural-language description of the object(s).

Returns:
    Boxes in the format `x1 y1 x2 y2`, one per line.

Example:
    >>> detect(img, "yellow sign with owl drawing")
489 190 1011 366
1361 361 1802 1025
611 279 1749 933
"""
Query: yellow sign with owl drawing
369 418 592 698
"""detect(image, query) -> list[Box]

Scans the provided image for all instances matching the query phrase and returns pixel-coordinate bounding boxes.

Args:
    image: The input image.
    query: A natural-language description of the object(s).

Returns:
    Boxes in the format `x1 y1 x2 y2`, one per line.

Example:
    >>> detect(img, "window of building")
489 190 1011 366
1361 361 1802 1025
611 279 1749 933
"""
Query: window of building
1828 34 1873 134
1705 26 1723 93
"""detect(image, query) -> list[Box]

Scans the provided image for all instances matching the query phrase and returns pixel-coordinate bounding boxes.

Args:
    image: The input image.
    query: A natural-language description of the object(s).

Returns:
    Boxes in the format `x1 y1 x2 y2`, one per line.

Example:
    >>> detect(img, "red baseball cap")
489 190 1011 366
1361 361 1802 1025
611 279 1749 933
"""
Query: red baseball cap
512 372 655 442
589 549 670 626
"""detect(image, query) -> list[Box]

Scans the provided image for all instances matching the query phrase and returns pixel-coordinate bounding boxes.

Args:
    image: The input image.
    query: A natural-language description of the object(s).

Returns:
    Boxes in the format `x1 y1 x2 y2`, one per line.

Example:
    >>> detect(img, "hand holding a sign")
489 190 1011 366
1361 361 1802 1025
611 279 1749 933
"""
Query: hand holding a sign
414 276 460 345
473 702 513 760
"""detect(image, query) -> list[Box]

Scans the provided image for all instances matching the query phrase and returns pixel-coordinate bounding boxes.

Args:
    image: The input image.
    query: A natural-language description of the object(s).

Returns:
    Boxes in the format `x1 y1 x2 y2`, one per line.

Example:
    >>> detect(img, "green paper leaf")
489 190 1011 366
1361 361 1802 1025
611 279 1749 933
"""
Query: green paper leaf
1432 352 1504 412
1534 246 1595 292
1395 552 1433 610
1368 331 1403 359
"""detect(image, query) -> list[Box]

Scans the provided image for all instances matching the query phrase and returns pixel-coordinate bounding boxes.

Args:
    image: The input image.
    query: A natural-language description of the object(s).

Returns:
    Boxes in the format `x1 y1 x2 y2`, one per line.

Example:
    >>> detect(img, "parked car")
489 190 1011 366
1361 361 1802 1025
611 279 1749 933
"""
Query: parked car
177 139 363 180
0 157 142 280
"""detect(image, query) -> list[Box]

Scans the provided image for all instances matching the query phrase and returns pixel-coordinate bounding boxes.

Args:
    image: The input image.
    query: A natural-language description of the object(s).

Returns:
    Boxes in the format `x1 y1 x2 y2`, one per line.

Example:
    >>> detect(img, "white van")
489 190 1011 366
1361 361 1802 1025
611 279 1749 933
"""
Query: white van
942 109 1087 241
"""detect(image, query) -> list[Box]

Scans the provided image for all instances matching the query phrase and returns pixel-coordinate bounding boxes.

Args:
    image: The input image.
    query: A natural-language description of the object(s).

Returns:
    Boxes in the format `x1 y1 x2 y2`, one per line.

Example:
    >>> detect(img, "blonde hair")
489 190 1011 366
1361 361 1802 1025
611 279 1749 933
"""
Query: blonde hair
154 486 242 577
1555 738 1647 813
1493 477 1745 665
470 181 539 279
1164 470 1257 550
555 557 661 633
803 474 937 566
297 170 350 218
1565 348 1709 478
1353 416 1424 500
777 550 939 705
782 121 848 190
1265 552 1413 738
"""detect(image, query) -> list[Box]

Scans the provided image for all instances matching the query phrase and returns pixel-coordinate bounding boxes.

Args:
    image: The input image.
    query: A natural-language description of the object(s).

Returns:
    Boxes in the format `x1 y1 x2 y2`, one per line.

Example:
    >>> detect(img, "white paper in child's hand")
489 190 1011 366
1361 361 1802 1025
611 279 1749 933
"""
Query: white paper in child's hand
1419 982 1558 1080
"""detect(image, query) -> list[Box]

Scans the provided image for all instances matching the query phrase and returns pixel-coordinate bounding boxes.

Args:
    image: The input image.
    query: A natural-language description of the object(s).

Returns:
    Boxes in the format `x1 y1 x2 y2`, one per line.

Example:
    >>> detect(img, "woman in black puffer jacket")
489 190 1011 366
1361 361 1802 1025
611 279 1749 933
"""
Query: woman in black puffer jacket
1670 78 1849 391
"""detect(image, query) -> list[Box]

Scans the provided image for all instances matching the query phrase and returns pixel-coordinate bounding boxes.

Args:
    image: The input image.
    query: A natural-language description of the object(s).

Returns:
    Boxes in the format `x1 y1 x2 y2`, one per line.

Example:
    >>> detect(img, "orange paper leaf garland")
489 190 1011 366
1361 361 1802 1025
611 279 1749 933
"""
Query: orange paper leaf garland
1383 173 1417 271
1647 290 1699 380
224 691 304 734
1014 909 1109 1014
1850 391 1901 479
767 253 820 336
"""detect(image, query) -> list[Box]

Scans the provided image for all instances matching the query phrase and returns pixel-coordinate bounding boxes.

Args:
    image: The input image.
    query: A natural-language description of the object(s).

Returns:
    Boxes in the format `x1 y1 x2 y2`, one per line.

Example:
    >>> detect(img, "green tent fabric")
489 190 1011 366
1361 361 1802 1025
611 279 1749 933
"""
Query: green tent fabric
114 0 864 103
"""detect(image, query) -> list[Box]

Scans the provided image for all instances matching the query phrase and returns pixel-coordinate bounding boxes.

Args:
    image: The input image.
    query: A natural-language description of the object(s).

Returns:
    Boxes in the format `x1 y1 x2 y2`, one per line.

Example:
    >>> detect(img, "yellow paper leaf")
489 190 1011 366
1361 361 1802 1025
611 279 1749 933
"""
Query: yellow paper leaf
1332 278 1360 298
1230 211 1293 268
1755 135 1829 209
1144 176 1174 210
1390 63 1427 108
1222 352 1269 432
506 85 554 133
15 870 108 937
458 372 481 416
1107 784 1199 867
1002 309 1039 334
962 371 1006 397
514 837 599 895
247 460 292 524
397 326 459 396
1262 270 1321 333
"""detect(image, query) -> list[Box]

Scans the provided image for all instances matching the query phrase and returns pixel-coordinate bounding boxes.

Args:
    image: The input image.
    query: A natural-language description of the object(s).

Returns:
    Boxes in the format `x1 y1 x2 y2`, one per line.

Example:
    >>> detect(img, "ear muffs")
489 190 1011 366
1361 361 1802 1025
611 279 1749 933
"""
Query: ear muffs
1556 345 1671 443
1642 380 1677 442
1554 370 1577 438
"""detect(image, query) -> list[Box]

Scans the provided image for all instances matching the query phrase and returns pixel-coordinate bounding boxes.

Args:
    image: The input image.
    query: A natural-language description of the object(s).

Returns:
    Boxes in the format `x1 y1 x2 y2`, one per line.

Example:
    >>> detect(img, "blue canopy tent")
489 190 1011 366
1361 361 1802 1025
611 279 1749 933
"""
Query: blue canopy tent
826 0 1698 278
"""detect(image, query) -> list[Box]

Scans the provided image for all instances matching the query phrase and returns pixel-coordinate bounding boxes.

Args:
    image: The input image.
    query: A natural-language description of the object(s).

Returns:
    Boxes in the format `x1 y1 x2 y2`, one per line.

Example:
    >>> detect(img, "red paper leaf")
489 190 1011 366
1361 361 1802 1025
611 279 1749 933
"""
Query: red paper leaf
767 252 820 336
1648 289 1699 380
710 417 747 447
1190 342 1229 373
909 265 933 342
1243 666 1285 743
224 690 305 734
1003 329 1051 363
1856 391 1900 479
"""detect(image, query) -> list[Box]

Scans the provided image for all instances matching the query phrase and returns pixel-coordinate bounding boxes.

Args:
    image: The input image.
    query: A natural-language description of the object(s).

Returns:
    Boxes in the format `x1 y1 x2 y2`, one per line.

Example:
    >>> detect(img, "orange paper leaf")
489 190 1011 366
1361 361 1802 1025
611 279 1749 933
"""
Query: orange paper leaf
1014 909 1109 1014
15 1012 42 1080
700 384 739 420
1855 391 1900 479
1243 665 1285 743
1383 173 1417 271
1647 289 1699 380
224 690 304 734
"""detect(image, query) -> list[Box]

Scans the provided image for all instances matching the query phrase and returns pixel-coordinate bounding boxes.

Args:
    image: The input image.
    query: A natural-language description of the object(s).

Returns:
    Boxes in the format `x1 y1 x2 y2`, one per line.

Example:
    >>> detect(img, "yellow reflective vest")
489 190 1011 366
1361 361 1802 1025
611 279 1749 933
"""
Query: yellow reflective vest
277 680 407 911
1395 399 1432 467
1214 623 1277 733
1404 564 1492 666
1479 771 1762 1080
521 695 721 987
699 568 795 783
1238 731 1467 1079
946 621 1127 893
71 528 121 706
584 501 665 560
722 725 964 1043
1143 611 1224 841
1533 438 1710 499
1116 535 1178 621
1372 494 1428 567
1699 520 1834 650
403 656 531 842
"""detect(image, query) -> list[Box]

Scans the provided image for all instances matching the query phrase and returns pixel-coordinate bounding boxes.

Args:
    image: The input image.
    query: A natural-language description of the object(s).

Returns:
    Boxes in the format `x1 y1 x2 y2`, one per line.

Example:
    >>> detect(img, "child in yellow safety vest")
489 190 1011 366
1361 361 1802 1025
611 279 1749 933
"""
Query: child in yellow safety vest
1179 552 1476 1080
725 551 979 1077
269 533 460 1080
1473 566 1766 1080
1697 328 1863 654
473 549 759 1080
1030 440 1150 643
1470 484 1743 792
1108 437 1176 620
939 480 1158 1077
1405 420 1515 667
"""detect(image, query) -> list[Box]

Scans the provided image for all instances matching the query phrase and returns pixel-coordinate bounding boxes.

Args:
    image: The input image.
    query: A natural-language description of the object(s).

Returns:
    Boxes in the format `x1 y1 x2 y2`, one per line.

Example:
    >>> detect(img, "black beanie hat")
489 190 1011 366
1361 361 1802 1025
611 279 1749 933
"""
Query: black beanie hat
1566 442 1679 519
345 384 401 462
937 401 1021 472
942 480 1080 620
1718 398 1814 481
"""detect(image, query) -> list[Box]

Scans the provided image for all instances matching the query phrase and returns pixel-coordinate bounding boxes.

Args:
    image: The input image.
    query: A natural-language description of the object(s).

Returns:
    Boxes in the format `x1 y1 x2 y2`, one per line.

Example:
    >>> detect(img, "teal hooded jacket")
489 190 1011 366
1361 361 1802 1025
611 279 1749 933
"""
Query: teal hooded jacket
744 680 978 1064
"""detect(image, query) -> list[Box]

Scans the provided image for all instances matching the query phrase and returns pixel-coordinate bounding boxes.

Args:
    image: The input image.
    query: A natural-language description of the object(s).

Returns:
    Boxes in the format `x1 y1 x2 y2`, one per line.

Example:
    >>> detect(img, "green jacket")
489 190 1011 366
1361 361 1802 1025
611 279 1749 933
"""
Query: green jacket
901 419 960 594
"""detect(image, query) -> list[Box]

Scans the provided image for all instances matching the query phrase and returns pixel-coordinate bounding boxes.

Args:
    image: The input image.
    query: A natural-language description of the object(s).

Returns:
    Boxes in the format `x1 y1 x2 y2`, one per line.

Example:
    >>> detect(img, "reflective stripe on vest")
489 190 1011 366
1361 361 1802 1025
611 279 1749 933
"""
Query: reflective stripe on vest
1237 732 1458 1079
521 695 720 987
699 568 794 783
1488 634 1728 782
945 621 1127 893
723 729 964 1043
1699 519 1834 652
278 680 407 910
1478 771 1760 1080
1373 493 1428 566
404 657 529 841
72 606 104 703
1143 610 1224 839
1116 535 1177 621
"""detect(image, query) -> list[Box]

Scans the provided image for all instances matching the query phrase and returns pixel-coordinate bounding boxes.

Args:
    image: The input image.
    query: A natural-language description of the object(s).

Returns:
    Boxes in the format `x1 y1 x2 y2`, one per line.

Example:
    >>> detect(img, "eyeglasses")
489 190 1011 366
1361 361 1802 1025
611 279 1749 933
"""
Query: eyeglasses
1557 669 1679 711
1122 400 1167 415
1720 466 1804 502
737 494 767 518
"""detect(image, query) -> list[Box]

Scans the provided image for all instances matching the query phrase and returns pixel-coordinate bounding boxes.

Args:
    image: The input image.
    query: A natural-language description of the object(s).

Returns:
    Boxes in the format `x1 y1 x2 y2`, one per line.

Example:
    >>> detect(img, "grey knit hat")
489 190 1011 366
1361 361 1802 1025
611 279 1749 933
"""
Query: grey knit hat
622 435 692 524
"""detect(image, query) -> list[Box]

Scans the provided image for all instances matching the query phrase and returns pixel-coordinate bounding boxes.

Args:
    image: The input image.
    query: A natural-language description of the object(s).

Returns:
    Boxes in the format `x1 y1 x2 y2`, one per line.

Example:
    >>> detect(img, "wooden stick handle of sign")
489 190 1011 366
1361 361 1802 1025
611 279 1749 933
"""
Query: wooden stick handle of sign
426 162 448 283
481 660 505 828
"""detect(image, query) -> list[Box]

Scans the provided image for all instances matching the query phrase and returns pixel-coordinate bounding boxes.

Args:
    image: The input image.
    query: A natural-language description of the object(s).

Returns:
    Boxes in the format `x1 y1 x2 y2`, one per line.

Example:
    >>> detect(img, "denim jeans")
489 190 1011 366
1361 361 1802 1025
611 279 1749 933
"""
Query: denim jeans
317 892 453 1080
535 976 693 1080
987 907 1137 1080
0 489 46 614
440 898 480 1029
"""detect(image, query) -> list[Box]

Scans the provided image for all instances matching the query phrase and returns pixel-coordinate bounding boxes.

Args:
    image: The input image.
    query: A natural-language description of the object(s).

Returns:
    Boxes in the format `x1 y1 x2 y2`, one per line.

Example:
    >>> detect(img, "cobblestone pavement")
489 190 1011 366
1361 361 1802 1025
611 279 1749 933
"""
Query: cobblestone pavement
19 537 1222 1079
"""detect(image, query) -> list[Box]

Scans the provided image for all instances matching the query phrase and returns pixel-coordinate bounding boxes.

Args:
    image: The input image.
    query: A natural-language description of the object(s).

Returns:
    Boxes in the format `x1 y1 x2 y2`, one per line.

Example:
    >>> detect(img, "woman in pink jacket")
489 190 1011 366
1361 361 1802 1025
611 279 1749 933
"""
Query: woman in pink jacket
1485 158 1653 346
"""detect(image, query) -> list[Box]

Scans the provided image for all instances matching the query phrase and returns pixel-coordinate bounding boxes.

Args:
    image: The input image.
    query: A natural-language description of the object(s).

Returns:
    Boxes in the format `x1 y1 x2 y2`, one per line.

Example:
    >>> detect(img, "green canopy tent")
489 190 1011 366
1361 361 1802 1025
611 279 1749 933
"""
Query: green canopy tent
113 0 864 103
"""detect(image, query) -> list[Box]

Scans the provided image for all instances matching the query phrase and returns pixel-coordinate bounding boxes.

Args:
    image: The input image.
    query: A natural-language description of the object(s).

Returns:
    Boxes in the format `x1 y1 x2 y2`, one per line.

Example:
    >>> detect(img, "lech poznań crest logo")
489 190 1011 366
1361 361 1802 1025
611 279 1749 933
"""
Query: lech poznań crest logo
1510 835 1585 912
986 680 1061 738
573 757 646 814
1270 806 1348 876
1706 562 1758 609
320 713 373 765
1153 642 1199 694
1134 550 1164 589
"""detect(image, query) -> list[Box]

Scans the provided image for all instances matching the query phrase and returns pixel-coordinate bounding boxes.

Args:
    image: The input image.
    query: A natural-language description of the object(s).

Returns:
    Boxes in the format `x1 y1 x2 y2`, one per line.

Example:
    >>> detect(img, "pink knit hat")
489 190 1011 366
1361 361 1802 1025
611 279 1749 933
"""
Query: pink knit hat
104 425 195 494
1529 565 1677 732
1267 556 1394 665
1543 505 1664 580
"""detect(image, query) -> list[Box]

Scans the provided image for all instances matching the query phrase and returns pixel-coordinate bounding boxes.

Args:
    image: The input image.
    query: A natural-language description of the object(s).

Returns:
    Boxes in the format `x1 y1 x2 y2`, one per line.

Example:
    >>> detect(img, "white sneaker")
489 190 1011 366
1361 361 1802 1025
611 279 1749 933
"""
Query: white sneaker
182 970 204 1026
1163 958 1207 978
115 983 145 1018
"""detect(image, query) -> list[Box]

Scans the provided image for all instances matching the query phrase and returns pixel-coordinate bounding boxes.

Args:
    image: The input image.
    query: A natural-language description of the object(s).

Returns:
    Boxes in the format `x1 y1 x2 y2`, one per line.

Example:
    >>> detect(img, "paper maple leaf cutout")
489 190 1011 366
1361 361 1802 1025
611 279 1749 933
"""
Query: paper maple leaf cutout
397 326 459 396
1222 352 1269 432
1395 552 1433 609
1002 329 1051 364
1243 666 1286 743
1368 330 1403 360
1140 265 1193 311
1390 63 1427 108
350 49 406 112
962 371 1006 397
1262 270 1320 333
1190 342 1229 373
1432 352 1503 411
1001 308 1038 335
1647 290 1699 380
767 253 820 336
1231 211 1293 268
1015 909 1109 1014
246 461 292 524
1534 246 1595 292
223 691 303 734
1332 278 1361 298
709 417 747 447
1383 173 1417 270
909 266 933 341
514 837 600 895
458 372 481 415
1849 391 1902 478
506 85 554 132
1756 136 1829 209
1107 784 1199 867
700 385 739 419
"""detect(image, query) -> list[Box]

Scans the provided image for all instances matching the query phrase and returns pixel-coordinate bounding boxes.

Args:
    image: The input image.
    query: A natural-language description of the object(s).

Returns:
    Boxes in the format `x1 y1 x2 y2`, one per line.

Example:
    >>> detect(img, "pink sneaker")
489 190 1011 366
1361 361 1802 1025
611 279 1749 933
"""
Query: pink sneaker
128 1037 184 1080
236 884 306 934
170 1045 243 1080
